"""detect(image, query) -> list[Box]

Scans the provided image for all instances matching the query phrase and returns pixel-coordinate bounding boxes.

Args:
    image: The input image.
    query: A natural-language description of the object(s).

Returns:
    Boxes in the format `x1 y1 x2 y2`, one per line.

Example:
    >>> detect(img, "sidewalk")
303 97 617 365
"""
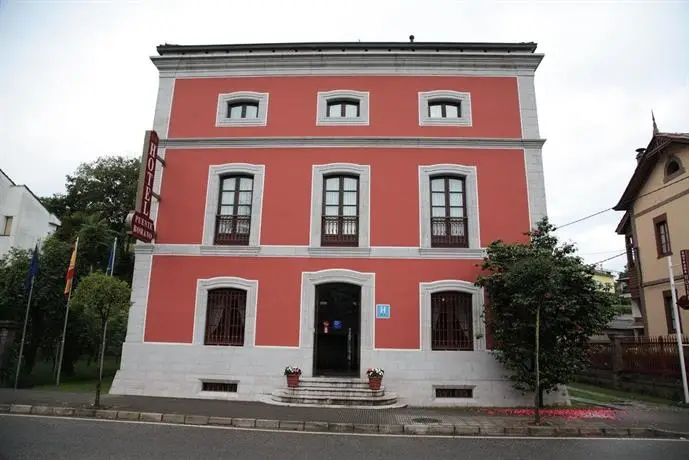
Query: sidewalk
2 389 688 438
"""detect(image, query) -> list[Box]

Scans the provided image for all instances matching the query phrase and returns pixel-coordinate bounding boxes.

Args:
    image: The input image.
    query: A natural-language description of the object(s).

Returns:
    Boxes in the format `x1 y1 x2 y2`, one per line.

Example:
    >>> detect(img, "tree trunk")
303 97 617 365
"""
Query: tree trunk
95 319 108 408
534 303 541 425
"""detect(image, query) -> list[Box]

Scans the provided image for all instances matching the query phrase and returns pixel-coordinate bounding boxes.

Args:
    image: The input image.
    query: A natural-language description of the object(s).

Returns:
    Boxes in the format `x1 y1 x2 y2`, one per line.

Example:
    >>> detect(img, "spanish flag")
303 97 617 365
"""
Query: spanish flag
64 237 79 296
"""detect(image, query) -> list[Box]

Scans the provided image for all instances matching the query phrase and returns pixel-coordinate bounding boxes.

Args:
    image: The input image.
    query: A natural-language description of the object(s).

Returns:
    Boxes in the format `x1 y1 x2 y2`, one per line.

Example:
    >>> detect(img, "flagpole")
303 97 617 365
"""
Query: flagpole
667 256 689 404
56 289 72 387
14 276 35 389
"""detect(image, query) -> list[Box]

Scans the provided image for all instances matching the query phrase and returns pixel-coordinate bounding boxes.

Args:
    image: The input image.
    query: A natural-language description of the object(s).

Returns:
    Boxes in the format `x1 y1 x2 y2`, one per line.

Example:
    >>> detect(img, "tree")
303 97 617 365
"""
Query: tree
475 218 617 423
70 272 131 407
42 155 139 282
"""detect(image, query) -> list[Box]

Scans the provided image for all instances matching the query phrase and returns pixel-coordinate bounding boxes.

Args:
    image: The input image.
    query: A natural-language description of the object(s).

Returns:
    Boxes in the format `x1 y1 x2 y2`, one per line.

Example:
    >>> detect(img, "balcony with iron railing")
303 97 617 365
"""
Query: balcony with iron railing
214 215 251 245
431 216 468 248
321 215 358 246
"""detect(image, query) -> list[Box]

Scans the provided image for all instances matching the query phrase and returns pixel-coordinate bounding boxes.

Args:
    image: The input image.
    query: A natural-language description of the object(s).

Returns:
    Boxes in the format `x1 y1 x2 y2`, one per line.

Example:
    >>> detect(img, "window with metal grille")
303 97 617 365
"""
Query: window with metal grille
435 388 473 398
430 176 468 248
653 214 671 257
227 101 259 119
326 99 360 118
428 100 461 118
215 175 253 245
204 289 247 346
202 382 238 392
431 291 473 350
321 175 359 246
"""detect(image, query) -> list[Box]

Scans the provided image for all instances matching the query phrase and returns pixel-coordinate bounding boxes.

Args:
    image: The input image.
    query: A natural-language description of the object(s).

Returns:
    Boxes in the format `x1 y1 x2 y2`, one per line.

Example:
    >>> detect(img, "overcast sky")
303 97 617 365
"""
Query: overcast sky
1 0 687 273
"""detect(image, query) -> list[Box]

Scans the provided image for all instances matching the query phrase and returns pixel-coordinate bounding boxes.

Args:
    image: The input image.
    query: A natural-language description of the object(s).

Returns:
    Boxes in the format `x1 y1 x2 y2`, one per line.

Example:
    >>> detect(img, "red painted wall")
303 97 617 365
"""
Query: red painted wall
154 148 530 246
168 76 522 139
144 256 484 348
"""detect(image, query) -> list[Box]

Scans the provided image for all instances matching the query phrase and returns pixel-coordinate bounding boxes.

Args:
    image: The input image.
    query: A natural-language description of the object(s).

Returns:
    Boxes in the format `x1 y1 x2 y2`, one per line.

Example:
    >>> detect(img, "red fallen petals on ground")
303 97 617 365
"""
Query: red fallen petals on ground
483 408 617 419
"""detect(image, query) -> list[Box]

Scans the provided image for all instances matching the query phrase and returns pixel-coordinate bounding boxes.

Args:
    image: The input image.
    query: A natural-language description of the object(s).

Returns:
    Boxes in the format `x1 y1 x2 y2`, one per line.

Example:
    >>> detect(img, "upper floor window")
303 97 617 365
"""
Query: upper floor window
1 216 12 236
215 175 253 245
431 291 473 351
327 99 360 118
419 90 472 127
430 176 468 248
204 288 247 346
321 175 359 247
428 100 461 119
227 101 259 119
216 91 269 127
317 90 369 126
664 155 685 183
653 213 671 257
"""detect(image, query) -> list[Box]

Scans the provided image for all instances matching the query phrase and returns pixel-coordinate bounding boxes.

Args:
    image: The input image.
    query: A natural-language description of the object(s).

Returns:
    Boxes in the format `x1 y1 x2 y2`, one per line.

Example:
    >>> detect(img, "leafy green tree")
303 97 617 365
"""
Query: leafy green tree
71 272 131 407
476 218 617 423
42 155 139 282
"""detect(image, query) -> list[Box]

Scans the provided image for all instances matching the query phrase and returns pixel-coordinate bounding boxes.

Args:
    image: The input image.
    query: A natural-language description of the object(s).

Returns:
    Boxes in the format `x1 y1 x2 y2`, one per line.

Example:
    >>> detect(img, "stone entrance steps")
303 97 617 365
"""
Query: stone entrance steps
268 377 404 408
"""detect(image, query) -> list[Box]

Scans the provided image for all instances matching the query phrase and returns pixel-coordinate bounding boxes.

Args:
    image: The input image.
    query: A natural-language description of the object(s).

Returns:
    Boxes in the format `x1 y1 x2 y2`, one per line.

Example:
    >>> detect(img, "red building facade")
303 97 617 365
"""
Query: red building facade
111 42 551 406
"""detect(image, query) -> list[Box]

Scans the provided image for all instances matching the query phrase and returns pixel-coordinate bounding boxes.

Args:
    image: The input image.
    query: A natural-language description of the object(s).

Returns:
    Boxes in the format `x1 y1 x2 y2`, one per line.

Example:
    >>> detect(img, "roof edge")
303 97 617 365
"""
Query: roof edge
156 41 538 55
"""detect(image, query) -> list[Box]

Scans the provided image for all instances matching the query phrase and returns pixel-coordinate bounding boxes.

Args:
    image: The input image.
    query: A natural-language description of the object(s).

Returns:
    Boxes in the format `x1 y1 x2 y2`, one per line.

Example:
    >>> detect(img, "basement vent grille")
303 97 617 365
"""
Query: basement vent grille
202 382 238 393
435 388 473 398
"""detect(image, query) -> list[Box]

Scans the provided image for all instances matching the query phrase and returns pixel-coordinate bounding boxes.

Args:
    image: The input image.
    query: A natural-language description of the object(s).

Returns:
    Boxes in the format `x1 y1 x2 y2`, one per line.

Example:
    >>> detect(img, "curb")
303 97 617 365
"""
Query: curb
1 403 687 439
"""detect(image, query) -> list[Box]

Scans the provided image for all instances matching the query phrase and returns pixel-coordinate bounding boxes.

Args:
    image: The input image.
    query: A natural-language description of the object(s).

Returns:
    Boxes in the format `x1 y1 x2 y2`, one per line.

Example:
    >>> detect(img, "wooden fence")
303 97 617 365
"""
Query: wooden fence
579 335 689 400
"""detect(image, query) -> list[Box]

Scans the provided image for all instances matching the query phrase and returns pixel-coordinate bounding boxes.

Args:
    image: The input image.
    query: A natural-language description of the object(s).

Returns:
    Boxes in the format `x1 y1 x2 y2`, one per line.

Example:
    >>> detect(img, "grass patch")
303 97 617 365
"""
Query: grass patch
568 382 676 406
23 357 119 393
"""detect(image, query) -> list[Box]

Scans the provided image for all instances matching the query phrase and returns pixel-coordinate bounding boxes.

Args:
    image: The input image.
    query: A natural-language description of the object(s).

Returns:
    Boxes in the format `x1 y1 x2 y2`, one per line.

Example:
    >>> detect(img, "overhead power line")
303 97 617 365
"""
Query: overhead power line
554 208 613 230
590 252 626 266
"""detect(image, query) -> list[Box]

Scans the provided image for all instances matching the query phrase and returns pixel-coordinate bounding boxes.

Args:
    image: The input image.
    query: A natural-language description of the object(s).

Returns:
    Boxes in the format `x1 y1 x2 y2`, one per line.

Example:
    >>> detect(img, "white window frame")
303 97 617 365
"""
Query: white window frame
316 90 370 126
193 276 258 347
419 280 485 352
419 164 480 250
418 90 472 127
309 163 371 250
202 163 265 247
216 91 269 127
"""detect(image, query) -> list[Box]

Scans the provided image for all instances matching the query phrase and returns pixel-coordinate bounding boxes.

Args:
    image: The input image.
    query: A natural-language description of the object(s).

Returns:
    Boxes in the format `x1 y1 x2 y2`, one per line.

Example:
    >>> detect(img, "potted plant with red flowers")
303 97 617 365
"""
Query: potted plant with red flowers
366 368 384 390
284 366 302 388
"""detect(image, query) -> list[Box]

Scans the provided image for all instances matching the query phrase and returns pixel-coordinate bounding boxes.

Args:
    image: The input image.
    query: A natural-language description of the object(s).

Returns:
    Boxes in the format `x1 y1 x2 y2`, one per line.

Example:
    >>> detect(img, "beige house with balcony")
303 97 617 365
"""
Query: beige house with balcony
614 129 689 337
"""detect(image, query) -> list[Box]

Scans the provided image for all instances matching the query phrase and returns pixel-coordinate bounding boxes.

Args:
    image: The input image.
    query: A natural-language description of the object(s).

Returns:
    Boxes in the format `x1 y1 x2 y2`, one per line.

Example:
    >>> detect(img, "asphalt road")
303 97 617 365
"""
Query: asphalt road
1 415 688 460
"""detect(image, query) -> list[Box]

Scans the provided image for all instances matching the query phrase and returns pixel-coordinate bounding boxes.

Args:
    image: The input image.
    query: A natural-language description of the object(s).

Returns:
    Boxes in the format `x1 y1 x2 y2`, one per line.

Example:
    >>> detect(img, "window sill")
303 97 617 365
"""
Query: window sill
216 119 267 127
657 251 673 259
200 245 260 255
419 247 485 259
316 117 369 126
308 246 371 257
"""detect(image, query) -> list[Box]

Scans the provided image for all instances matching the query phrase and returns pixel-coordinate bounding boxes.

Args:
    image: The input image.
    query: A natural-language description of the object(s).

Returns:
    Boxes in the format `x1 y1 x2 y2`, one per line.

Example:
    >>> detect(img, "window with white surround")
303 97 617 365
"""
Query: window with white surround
419 280 485 351
216 92 269 127
419 90 472 127
419 165 480 250
310 164 370 249
194 277 258 347
202 164 264 247
317 90 369 126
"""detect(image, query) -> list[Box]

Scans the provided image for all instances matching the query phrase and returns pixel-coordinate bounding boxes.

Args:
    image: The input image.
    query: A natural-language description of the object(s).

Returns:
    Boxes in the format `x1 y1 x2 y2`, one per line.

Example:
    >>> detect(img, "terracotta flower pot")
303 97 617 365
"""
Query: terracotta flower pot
368 376 382 390
286 374 300 388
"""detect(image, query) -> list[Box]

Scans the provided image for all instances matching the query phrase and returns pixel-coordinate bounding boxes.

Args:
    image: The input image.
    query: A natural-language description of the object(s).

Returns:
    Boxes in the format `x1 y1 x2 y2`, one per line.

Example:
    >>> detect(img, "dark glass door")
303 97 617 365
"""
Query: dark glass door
313 283 361 376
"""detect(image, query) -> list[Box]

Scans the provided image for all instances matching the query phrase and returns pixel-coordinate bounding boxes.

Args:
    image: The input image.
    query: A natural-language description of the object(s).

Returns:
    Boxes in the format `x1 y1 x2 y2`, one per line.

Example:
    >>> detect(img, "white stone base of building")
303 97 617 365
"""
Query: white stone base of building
110 342 568 407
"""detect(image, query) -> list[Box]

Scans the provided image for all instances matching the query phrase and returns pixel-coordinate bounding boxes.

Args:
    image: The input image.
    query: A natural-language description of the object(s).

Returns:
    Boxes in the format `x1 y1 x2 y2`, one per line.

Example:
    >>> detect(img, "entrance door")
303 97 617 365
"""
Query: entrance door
313 283 361 377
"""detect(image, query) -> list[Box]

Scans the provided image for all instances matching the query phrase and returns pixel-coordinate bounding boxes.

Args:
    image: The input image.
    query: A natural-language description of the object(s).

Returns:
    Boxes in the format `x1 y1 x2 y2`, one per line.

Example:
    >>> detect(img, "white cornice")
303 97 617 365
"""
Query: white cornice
135 244 486 260
151 52 543 78
160 136 546 150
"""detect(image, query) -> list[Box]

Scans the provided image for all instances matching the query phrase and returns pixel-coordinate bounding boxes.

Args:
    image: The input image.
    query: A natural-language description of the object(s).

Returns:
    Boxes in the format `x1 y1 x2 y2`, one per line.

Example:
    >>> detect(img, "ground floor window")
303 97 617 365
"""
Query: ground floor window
205 288 247 346
431 291 473 350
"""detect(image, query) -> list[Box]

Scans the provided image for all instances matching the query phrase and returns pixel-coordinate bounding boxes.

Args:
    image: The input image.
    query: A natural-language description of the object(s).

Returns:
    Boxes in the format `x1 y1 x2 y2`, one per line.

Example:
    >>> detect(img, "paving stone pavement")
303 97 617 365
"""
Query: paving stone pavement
1 388 687 434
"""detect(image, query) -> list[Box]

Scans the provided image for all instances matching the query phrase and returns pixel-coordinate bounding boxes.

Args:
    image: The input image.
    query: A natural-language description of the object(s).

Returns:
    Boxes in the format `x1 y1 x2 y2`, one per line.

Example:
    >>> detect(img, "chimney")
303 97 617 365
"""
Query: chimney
635 148 646 164
409 35 415 43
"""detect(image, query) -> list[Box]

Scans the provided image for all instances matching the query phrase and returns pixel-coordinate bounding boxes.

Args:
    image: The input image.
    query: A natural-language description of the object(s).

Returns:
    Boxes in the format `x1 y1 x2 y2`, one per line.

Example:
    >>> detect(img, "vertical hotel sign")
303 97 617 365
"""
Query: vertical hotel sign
127 130 162 242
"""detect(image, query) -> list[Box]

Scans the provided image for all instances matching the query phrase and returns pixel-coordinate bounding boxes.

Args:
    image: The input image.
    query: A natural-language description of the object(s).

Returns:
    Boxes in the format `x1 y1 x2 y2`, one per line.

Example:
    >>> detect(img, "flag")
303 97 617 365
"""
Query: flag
64 237 79 296
24 244 39 294
106 237 117 276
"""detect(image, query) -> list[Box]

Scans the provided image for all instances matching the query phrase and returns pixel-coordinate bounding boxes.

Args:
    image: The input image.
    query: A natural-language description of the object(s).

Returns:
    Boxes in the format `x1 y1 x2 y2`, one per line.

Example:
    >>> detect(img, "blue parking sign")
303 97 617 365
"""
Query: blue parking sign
375 304 391 319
